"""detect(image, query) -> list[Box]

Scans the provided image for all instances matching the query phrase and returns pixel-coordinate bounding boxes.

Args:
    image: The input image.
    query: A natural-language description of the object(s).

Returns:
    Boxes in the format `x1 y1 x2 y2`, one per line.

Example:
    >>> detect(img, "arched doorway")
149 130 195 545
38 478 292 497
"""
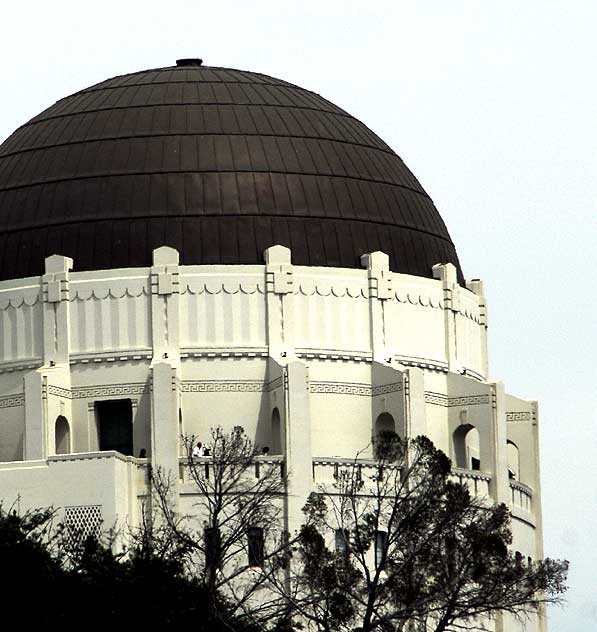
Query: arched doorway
55 416 70 455
374 412 397 458
453 425 481 470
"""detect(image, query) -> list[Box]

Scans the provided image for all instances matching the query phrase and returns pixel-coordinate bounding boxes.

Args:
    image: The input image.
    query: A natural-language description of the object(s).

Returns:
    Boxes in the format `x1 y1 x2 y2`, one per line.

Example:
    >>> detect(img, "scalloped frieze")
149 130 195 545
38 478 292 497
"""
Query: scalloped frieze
295 282 368 298
0 289 42 309
71 282 148 301
180 280 265 295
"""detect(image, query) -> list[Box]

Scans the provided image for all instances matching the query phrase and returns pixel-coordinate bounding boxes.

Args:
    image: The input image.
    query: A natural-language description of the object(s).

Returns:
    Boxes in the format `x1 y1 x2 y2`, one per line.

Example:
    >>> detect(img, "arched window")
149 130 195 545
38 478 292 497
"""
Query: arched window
55 416 70 455
335 528 350 555
271 408 282 455
453 425 481 470
374 413 396 458
507 440 520 480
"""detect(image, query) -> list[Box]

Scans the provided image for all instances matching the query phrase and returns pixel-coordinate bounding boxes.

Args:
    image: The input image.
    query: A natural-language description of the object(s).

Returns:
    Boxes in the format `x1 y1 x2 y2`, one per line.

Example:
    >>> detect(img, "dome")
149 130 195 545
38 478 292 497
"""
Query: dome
0 61 463 282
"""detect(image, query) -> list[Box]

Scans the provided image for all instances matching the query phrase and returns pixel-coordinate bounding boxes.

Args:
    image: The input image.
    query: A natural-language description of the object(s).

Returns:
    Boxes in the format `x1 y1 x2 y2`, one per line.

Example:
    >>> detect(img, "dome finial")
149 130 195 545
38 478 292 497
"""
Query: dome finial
176 58 203 67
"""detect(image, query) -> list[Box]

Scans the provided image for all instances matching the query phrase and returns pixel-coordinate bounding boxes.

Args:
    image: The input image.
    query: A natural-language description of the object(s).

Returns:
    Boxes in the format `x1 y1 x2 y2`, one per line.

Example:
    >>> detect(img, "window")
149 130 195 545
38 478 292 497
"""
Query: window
55 415 70 455
96 399 133 456
205 527 221 570
507 440 520 480
375 530 388 568
335 529 350 555
247 527 264 567
271 408 282 454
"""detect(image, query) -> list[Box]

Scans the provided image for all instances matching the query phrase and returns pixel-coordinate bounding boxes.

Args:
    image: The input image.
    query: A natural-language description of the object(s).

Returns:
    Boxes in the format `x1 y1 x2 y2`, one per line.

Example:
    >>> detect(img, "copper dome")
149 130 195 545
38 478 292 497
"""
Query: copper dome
0 63 463 282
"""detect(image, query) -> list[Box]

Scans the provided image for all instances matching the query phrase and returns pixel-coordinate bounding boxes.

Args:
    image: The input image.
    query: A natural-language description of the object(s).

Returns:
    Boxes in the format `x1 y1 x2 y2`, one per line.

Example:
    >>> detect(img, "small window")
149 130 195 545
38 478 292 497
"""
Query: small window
247 527 264 567
335 529 350 555
471 456 481 471
205 527 221 570
96 399 133 456
375 530 388 568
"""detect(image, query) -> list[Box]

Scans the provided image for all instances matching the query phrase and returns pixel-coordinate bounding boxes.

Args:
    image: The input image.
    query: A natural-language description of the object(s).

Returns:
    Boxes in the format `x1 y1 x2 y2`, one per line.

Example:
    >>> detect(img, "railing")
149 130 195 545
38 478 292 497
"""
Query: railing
509 480 533 512
451 468 492 498
178 455 285 484
312 458 389 485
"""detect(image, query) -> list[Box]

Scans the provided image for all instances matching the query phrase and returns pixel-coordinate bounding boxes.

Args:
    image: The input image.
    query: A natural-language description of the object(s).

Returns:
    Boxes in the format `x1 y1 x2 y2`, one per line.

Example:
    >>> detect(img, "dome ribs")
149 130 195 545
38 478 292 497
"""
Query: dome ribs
0 65 463 283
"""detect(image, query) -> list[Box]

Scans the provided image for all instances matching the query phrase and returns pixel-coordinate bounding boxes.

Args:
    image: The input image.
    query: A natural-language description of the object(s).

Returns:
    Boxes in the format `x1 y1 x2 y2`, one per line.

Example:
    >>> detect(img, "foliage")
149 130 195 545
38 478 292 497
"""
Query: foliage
274 434 569 632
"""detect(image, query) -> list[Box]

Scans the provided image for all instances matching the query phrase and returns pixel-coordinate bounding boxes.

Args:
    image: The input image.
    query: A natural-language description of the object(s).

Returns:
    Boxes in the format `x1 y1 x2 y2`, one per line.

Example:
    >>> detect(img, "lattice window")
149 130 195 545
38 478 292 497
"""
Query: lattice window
64 505 102 542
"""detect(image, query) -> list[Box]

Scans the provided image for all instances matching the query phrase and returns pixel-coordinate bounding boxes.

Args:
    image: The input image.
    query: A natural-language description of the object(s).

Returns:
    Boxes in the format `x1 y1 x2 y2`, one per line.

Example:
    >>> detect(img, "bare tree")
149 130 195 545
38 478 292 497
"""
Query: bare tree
150 426 293 630
267 433 568 632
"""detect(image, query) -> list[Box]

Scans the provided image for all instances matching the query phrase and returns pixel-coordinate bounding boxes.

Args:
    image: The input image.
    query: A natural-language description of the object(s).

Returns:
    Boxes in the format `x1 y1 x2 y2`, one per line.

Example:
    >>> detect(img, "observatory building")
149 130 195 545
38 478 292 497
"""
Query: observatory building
0 60 543 628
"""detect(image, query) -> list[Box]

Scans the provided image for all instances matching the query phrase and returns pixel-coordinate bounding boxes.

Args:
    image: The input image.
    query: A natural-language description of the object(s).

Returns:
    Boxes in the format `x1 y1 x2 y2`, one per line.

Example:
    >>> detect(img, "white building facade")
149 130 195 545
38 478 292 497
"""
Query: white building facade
0 60 544 631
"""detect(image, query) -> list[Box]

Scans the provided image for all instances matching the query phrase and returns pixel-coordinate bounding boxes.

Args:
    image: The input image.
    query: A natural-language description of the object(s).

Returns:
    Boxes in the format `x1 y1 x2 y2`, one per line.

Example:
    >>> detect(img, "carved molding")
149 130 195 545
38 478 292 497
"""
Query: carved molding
182 380 266 393
0 393 25 408
425 392 490 407
310 381 403 397
506 411 532 422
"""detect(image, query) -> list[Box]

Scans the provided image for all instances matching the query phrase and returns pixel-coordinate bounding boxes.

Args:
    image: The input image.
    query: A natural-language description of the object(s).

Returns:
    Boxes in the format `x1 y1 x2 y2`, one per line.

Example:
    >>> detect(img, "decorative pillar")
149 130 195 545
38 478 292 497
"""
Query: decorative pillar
466 278 489 379
42 254 73 365
283 360 312 534
489 381 509 505
150 247 181 504
360 251 393 362
404 367 427 439
264 245 295 358
432 263 459 372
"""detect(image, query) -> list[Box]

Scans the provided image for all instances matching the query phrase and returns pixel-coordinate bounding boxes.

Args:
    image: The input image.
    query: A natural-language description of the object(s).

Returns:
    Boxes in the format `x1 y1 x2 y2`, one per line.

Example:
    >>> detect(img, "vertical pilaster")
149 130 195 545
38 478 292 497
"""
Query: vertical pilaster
264 245 294 358
466 279 489 379
42 255 73 366
150 246 180 360
361 251 393 362
404 367 427 438
283 360 312 534
150 247 181 506
489 381 509 505
432 263 458 371
24 371 46 460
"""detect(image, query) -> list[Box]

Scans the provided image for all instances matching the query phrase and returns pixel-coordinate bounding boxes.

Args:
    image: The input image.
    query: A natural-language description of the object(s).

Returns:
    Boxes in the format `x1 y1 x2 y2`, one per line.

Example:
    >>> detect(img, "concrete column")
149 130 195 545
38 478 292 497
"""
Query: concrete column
404 367 427 439
361 251 393 363
264 245 295 358
489 381 509 505
432 263 458 371
283 360 312 534
42 254 73 366
150 246 180 360
466 278 489 379
150 361 181 506
24 371 45 460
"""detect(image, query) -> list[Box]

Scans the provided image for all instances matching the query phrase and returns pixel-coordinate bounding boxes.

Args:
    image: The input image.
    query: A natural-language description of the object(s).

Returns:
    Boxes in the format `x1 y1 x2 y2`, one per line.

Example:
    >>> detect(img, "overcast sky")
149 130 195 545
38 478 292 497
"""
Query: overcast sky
1 1 595 629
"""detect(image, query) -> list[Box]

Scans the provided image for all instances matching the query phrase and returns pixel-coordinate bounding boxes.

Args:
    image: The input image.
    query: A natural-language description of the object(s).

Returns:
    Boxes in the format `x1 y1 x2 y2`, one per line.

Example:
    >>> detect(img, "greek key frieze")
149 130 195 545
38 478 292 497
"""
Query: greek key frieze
0 393 25 408
506 411 532 422
425 392 490 407
182 381 266 393
47 385 72 399
71 383 149 399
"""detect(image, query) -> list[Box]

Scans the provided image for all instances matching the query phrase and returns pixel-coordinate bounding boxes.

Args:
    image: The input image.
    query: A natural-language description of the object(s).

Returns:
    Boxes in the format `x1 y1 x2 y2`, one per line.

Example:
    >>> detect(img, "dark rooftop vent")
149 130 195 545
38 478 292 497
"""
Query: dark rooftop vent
176 58 203 67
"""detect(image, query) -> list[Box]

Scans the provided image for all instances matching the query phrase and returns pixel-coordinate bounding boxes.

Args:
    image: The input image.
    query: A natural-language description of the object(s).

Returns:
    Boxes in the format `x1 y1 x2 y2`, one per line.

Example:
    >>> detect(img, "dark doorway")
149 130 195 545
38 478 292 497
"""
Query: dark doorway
96 399 133 456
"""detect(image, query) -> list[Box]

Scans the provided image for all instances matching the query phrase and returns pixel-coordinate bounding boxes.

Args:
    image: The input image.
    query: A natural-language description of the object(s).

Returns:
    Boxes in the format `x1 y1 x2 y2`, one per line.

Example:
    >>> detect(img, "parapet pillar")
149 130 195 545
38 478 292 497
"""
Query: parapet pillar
25 255 74 461
466 278 489 379
42 254 73 366
432 263 459 371
283 360 312 535
150 246 181 360
264 245 295 359
361 251 393 363
150 247 181 507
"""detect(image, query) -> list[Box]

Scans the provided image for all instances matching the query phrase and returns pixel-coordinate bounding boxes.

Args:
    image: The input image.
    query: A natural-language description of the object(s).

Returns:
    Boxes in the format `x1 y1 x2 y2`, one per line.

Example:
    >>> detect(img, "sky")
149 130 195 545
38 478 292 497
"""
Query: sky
1 1 595 629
